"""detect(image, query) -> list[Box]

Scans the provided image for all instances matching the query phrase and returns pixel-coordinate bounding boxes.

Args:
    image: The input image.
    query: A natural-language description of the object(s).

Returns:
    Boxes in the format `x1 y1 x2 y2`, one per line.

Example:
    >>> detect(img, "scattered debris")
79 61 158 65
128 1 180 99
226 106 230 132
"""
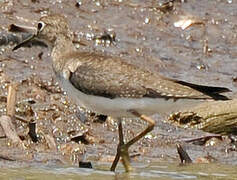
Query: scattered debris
232 76 237 83
94 31 116 46
168 99 237 135
0 115 22 145
205 137 222 147
70 130 98 145
38 52 43 60
90 113 107 123
96 114 107 123
181 135 222 146
154 0 186 13
79 161 93 169
0 155 15 161
0 84 24 147
31 0 39 3
195 154 217 163
229 134 237 143
28 120 38 143
60 142 85 161
203 39 212 55
156 0 174 12
7 83 18 117
226 135 237 152
44 134 57 151
174 16 204 30
176 144 192 164
168 111 202 127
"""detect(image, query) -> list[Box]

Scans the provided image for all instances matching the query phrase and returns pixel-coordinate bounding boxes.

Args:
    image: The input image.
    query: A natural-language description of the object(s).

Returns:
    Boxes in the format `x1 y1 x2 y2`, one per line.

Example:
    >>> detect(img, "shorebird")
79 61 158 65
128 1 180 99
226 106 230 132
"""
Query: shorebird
13 14 230 172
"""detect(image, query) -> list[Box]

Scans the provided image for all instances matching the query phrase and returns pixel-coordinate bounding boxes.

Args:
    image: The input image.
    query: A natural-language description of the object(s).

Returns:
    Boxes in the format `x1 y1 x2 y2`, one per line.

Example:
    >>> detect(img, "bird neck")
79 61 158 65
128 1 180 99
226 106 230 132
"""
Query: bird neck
51 35 75 72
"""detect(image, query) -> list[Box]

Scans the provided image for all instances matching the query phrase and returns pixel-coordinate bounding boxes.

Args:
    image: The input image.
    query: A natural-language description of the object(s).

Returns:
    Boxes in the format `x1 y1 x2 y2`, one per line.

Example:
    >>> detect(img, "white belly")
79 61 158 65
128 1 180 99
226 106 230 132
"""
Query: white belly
58 75 204 118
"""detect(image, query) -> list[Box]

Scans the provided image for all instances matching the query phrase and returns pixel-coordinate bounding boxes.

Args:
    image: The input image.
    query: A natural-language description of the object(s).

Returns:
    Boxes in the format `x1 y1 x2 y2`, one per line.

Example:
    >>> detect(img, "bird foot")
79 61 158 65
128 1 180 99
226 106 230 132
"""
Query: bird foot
110 143 133 172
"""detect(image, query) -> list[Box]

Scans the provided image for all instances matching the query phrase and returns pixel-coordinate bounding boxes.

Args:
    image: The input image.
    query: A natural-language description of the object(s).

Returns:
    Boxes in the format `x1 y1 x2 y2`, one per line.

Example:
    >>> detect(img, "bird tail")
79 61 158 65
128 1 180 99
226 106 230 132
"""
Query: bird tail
175 80 231 100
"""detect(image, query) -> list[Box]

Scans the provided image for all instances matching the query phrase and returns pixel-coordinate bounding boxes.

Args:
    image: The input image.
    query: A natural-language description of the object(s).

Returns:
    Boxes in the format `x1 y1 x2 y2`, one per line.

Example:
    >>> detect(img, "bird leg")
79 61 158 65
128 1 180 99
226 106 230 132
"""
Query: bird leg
110 118 122 171
126 110 155 147
110 118 132 172
110 110 155 172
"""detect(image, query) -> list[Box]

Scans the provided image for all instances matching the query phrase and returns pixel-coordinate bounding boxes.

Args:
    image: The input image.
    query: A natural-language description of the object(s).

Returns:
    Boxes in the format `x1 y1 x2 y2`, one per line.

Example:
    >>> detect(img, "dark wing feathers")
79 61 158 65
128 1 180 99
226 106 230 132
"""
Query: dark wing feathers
174 80 231 100
68 53 230 100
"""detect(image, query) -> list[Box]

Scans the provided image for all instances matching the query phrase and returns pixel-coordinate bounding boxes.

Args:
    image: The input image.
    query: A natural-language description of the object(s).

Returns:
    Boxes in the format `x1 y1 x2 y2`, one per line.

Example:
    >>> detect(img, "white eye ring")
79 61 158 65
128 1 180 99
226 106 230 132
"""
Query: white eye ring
37 21 45 32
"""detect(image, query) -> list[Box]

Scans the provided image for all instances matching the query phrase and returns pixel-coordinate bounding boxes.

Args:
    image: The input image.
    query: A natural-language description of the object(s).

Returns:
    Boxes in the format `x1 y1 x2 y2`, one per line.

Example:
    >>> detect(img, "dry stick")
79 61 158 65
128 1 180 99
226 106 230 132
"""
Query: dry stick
6 83 18 117
176 144 192 164
0 83 22 145
44 134 57 151
168 99 237 134
0 115 22 144
7 84 39 143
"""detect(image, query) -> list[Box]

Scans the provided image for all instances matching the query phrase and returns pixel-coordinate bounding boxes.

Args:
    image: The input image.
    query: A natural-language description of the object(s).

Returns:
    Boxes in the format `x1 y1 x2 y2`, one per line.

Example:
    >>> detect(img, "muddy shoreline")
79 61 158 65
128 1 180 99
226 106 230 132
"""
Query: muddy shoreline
0 0 236 170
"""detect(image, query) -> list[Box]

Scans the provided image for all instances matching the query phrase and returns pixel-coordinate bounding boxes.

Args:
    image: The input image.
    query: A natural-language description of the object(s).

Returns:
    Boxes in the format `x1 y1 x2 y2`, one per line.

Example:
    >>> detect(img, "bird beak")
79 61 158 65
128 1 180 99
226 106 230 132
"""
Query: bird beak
12 33 37 51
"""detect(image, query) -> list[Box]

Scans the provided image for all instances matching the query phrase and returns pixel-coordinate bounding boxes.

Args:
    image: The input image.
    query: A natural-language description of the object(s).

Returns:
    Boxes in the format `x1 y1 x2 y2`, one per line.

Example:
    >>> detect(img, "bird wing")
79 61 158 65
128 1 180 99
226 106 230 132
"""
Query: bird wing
66 52 230 100
68 52 150 99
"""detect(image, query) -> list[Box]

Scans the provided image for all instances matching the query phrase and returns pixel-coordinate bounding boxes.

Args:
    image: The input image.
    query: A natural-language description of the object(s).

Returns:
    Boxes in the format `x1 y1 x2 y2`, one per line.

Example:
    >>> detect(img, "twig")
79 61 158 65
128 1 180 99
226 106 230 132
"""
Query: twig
6 83 18 118
44 134 57 151
176 144 192 164
14 115 29 124
0 115 22 145
0 83 24 147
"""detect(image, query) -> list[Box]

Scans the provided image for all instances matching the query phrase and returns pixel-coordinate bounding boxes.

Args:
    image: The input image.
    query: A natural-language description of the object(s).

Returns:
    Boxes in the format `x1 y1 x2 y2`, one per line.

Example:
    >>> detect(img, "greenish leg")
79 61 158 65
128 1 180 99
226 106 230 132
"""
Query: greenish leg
110 110 155 172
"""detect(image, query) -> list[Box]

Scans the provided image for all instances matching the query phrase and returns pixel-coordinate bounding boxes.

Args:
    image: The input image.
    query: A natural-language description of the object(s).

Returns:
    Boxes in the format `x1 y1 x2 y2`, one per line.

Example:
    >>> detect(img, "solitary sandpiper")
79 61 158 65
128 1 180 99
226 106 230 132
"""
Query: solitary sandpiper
13 14 230 172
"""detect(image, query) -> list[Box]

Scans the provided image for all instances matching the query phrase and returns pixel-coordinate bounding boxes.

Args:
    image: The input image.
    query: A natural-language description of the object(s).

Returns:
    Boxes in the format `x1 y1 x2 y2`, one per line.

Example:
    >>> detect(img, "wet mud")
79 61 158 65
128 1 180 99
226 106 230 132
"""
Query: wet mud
0 0 237 172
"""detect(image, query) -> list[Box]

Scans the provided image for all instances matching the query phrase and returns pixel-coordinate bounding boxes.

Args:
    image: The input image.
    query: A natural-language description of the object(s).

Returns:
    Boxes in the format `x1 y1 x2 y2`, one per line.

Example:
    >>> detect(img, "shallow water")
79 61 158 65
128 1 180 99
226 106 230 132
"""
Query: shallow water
1 162 236 180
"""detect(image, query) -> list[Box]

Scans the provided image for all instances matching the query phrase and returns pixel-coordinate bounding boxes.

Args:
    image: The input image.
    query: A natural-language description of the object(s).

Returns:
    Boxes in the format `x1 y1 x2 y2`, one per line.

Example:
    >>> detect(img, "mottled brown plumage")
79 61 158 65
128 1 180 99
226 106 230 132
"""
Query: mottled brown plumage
67 51 229 100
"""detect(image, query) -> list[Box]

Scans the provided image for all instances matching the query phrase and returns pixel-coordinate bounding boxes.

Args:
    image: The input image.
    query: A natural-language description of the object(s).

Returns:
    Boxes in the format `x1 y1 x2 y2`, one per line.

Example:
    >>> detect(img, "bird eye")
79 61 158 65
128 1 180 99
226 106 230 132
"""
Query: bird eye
37 21 45 32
